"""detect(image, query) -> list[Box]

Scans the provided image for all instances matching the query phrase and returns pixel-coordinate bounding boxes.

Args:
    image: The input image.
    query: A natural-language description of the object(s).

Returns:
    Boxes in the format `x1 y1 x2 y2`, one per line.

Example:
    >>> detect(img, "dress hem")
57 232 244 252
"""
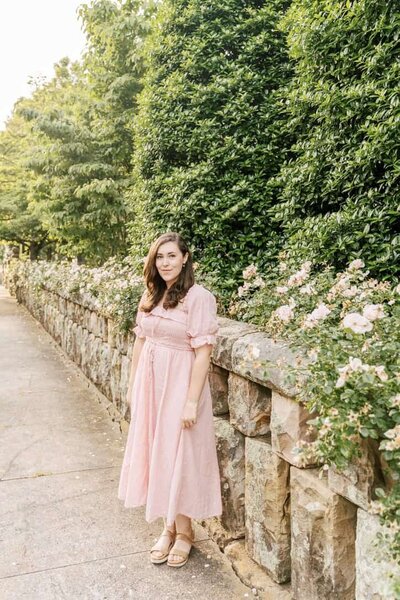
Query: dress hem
118 497 222 525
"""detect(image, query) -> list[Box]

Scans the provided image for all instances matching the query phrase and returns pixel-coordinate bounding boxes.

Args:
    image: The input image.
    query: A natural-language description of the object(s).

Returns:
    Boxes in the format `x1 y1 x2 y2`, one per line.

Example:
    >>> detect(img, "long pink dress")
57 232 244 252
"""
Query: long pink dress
118 283 223 526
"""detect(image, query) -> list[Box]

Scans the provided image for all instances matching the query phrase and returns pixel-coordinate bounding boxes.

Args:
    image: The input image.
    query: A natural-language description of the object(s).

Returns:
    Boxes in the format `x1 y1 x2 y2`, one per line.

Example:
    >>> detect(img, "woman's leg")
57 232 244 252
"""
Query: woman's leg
168 514 193 565
150 518 176 560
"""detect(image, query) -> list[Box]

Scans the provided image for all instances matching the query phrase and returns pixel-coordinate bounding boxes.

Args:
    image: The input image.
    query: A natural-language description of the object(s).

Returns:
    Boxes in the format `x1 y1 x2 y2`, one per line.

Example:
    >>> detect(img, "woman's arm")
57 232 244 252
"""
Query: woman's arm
126 336 146 406
181 344 213 428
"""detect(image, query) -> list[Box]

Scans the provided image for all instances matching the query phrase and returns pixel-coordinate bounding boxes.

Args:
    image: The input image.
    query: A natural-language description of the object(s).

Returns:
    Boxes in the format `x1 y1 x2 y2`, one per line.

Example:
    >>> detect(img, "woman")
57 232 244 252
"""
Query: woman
118 232 222 568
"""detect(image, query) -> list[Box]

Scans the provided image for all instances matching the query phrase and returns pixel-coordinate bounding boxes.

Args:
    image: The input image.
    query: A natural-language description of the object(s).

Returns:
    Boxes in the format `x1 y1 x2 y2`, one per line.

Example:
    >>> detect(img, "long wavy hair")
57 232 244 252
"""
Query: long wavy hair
140 232 195 312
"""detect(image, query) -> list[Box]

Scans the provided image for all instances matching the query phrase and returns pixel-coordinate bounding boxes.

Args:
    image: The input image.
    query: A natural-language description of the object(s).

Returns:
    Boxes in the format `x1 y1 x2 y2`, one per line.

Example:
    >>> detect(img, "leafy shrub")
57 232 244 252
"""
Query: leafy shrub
275 0 400 279
230 257 400 568
129 0 293 291
5 257 144 333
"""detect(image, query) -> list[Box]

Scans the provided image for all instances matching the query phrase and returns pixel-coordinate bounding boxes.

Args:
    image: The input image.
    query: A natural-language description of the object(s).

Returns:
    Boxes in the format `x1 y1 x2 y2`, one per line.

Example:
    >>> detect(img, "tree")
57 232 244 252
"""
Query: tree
0 109 48 259
1 1 156 264
129 0 293 291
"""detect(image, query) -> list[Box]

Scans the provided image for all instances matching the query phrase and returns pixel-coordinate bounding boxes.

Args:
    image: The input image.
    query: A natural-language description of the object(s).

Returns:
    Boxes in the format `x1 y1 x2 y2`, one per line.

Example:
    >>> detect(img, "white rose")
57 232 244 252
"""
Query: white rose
374 366 388 382
242 264 258 280
384 427 397 440
362 304 386 321
348 259 365 270
287 262 311 287
348 357 363 371
342 312 373 334
342 286 359 298
276 286 289 295
253 276 265 288
335 375 347 388
390 394 400 408
299 283 314 295
275 305 294 322
303 303 331 328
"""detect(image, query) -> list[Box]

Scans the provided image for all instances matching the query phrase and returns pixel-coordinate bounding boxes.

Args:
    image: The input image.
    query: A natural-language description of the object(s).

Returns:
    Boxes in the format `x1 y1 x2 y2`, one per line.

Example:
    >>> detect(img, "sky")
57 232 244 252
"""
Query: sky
0 0 88 128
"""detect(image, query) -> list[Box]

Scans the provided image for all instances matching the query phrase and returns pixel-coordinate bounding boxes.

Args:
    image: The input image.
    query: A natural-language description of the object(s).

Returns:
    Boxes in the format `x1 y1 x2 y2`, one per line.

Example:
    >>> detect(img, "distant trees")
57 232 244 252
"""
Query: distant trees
0 107 48 259
1 0 155 263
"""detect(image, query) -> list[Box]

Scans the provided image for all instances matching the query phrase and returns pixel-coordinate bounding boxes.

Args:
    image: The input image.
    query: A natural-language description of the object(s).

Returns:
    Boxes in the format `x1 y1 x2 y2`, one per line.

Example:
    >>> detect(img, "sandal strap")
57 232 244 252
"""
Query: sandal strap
150 529 175 550
159 530 175 540
168 547 189 559
175 531 193 545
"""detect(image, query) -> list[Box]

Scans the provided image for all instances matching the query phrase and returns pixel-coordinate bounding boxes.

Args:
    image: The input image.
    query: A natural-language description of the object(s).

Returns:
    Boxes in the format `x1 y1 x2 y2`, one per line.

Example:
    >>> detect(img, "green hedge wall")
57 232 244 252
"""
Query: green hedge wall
128 0 293 292
276 0 400 278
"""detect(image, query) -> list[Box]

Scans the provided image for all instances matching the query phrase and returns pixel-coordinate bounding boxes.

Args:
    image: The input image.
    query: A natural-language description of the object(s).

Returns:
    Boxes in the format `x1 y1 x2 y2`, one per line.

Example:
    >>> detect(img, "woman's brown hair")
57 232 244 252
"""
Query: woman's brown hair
140 232 195 312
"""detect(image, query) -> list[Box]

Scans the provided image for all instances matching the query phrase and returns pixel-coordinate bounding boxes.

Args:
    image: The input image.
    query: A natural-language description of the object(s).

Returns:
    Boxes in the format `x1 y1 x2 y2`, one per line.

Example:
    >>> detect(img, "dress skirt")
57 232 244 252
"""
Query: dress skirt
117 284 223 526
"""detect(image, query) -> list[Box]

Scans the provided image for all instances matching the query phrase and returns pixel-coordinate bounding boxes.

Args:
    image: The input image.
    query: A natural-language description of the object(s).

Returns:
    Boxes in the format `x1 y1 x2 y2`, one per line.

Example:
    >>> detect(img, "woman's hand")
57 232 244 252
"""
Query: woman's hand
181 399 198 429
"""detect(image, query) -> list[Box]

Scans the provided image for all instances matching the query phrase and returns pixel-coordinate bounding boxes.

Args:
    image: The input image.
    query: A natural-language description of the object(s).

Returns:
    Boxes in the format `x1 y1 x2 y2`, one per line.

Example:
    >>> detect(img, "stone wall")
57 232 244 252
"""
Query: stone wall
11 281 399 600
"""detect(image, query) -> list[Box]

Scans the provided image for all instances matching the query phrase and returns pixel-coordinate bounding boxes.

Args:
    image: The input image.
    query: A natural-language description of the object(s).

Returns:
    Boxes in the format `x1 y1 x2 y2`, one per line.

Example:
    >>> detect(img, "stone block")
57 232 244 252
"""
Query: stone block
97 342 112 399
80 329 92 379
88 336 103 384
107 318 117 348
214 416 245 538
60 315 69 352
356 508 400 600
58 296 66 314
67 322 78 360
212 317 260 371
224 540 292 600
119 354 131 413
75 304 85 327
54 312 64 346
271 390 318 467
229 373 271 436
89 311 99 337
198 516 239 550
328 438 393 510
245 436 290 583
99 315 108 342
110 348 122 407
66 299 75 319
85 308 93 330
209 364 229 415
231 331 299 396
115 331 129 355
126 332 135 359
64 319 74 358
74 324 83 367
290 467 357 600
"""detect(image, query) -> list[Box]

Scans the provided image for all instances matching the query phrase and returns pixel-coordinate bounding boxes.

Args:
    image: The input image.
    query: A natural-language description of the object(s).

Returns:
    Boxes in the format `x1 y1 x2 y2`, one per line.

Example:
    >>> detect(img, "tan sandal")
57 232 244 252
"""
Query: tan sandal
150 528 176 564
167 529 194 568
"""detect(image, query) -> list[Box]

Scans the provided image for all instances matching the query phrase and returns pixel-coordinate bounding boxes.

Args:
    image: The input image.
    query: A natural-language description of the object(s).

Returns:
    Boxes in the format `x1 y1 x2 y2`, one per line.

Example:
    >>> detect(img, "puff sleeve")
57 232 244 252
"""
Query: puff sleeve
133 290 147 339
186 286 219 349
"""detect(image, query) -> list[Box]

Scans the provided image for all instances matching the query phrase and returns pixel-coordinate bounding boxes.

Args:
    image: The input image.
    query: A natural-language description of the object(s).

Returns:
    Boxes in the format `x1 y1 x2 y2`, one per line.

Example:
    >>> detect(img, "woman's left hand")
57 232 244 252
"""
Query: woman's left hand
181 399 198 429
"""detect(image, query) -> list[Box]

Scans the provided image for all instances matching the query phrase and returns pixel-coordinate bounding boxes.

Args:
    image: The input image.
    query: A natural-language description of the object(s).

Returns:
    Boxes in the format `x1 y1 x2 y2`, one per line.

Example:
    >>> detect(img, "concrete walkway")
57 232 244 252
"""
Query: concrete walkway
0 285 250 600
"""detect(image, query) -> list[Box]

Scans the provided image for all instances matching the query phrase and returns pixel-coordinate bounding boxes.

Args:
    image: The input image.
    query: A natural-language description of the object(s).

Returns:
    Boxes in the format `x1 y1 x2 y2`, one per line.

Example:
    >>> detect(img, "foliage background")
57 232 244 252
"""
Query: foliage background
1 0 399 293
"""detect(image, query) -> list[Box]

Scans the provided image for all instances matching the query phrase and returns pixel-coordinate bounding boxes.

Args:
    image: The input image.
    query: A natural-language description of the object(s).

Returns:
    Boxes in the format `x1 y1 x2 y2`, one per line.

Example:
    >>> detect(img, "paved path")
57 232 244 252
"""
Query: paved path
0 285 250 600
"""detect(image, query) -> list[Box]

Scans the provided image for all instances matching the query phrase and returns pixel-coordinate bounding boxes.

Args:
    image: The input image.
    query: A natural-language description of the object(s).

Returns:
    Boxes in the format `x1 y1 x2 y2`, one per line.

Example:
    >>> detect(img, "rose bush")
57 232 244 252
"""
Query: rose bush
230 257 400 566
4 255 144 333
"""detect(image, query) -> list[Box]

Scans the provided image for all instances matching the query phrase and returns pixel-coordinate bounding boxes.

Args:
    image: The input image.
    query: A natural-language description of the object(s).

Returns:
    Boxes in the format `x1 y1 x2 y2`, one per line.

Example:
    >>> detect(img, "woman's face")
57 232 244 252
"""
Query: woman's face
155 241 187 288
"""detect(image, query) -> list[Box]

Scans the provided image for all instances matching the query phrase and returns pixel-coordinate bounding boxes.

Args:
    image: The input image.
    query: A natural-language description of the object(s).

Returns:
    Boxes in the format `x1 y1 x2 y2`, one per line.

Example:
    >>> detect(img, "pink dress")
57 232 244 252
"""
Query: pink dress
118 283 223 526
